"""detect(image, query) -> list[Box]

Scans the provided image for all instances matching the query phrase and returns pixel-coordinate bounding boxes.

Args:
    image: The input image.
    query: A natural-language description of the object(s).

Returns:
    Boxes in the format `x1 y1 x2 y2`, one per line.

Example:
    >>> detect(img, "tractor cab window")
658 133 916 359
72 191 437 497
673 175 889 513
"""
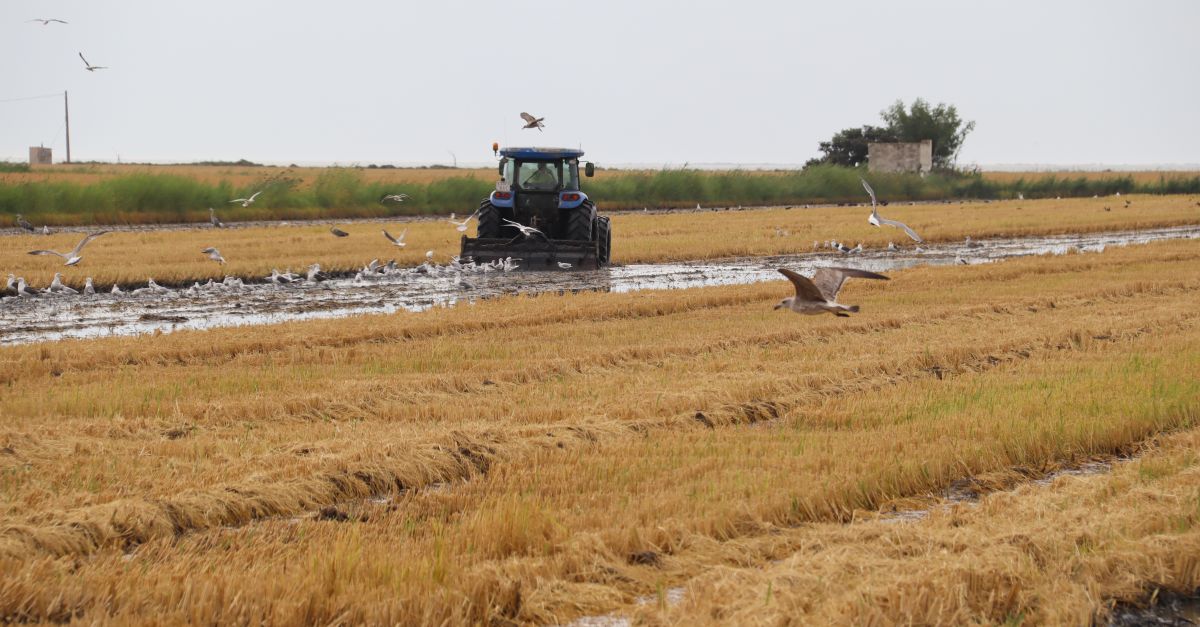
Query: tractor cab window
518 161 560 191
561 160 580 191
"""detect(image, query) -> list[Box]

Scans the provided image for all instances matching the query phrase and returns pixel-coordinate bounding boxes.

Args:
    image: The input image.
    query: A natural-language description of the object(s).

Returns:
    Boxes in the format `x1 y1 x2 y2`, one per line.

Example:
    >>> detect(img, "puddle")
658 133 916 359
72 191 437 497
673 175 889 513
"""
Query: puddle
561 587 686 627
2 225 1198 346
1109 591 1200 626
880 459 1118 524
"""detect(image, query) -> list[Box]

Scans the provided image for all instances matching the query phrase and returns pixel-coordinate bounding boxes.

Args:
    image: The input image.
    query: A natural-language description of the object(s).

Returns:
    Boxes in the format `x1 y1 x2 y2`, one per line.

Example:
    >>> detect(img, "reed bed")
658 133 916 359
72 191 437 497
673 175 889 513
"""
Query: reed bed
2 194 1197 290
3 164 1199 226
1 240 1200 623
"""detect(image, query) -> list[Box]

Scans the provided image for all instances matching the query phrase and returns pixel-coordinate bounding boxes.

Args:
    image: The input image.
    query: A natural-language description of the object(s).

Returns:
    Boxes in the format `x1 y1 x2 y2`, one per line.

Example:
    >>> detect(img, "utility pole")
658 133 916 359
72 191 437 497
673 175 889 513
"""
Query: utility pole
64 91 71 164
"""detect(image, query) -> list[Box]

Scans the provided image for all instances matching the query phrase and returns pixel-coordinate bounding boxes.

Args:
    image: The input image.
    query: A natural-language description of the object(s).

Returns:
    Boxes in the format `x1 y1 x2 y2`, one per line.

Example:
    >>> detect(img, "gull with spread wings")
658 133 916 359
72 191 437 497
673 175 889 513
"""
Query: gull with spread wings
862 178 924 243
79 52 107 71
520 112 545 131
27 231 109 266
774 267 889 317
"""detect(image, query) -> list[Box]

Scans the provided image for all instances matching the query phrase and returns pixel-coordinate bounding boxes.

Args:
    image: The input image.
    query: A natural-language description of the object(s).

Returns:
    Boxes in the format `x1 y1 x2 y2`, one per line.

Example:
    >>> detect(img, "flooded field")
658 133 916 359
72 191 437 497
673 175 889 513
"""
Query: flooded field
2 225 1197 345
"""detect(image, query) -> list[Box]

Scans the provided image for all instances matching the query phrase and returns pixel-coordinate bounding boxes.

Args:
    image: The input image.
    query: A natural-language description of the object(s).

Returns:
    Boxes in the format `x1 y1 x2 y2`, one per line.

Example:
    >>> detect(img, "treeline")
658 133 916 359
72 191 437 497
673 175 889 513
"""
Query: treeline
2 166 1198 226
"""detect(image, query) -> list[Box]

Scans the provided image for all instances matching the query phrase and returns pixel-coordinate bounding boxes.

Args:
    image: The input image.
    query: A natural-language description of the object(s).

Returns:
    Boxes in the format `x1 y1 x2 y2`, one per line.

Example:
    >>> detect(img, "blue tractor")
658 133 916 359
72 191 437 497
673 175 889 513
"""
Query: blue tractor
460 146 611 269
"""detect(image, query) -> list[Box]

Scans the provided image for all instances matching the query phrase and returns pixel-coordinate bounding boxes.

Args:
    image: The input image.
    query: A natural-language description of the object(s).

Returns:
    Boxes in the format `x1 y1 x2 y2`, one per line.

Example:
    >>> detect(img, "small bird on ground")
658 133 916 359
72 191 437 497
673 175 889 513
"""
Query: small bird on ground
381 193 410 204
382 228 407 247
209 207 225 228
49 273 77 294
520 112 545 131
330 226 350 237
229 191 262 207
27 231 109 266
862 178 924 243
774 267 889 318
29 18 68 25
201 247 226 264
15 214 34 232
78 52 107 71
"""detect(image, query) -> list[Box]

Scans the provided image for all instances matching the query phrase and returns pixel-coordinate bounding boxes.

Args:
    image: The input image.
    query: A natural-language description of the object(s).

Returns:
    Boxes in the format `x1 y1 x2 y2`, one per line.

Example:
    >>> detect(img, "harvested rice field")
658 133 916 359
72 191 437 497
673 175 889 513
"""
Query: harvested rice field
3 216 1200 624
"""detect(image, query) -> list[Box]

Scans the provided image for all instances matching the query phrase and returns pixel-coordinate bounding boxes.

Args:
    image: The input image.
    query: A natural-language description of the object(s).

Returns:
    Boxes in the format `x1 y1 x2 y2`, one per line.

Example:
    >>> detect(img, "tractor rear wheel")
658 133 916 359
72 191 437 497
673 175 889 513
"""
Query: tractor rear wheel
476 201 501 238
595 215 611 265
564 201 595 241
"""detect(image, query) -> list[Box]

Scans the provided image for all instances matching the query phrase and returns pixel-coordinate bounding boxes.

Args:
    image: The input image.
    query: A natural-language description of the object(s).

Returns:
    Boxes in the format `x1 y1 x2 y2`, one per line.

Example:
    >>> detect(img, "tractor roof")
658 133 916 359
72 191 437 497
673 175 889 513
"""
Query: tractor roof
499 146 585 159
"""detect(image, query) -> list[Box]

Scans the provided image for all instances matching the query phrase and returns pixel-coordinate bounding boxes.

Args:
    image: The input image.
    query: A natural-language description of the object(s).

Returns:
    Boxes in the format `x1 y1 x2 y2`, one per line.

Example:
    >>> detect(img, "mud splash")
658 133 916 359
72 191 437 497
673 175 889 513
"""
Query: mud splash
2 225 1198 346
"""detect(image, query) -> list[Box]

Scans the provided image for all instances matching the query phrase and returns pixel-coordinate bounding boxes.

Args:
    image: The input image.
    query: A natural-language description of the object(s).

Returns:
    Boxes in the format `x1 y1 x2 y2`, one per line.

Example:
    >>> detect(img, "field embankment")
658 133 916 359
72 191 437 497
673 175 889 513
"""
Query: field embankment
1 239 1200 623
2 162 1198 226
3 194 1198 289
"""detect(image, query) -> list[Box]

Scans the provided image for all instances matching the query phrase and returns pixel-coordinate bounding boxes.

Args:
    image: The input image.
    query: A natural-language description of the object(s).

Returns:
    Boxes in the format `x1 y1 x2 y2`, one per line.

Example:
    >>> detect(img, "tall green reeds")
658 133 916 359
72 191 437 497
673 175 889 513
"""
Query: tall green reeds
2 166 1198 226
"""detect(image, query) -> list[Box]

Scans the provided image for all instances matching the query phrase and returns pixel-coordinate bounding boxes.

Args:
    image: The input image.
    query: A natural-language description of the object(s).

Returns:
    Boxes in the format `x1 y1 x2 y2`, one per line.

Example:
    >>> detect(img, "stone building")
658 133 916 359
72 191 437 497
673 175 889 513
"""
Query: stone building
29 146 52 165
867 140 932 174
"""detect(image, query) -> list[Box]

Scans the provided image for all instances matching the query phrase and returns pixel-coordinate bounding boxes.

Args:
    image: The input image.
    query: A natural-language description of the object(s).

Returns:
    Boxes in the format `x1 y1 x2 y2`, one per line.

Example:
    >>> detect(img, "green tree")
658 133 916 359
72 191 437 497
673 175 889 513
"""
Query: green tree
879 98 975 168
805 125 896 168
808 99 975 170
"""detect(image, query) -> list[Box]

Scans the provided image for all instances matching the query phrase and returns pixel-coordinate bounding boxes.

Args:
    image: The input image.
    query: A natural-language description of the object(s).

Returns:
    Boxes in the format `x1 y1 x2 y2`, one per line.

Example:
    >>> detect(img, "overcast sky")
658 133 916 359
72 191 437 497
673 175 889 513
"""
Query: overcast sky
2 1 1197 168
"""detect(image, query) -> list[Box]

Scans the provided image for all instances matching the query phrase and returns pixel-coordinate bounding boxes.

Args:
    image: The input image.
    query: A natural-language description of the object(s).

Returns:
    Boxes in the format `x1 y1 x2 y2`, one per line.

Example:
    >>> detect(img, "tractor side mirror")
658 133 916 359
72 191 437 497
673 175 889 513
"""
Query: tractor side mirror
498 157 508 176
584 162 595 178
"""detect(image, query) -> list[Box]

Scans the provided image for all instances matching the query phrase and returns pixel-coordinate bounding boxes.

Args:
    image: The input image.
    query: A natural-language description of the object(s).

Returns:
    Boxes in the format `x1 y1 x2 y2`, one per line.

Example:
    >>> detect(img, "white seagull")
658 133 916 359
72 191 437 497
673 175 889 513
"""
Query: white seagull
382 228 407 247
27 231 109 266
502 218 548 241
84 277 95 296
201 247 226 264
29 18 68 25
381 193 410 204
520 112 545 132
448 213 473 233
862 178 924 243
49 273 77 294
774 267 890 318
229 191 262 207
17 278 36 298
557 262 572 269
79 52 107 72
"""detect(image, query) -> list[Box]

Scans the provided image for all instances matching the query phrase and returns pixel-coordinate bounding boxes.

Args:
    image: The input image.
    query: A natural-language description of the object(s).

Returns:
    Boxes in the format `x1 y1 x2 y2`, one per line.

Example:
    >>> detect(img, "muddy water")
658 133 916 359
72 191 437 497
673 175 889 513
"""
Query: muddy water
2 225 1198 346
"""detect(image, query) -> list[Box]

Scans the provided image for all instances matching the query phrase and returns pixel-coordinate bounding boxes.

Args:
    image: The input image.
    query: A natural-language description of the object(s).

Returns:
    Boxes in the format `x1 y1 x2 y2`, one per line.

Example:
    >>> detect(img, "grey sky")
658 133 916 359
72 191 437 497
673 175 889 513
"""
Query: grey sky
2 1 1197 167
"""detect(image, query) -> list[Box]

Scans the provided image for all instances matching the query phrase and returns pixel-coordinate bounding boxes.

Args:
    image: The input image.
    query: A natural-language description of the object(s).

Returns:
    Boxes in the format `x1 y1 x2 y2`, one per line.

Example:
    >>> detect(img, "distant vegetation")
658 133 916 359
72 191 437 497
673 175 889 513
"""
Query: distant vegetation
807 98 975 169
1 165 1198 226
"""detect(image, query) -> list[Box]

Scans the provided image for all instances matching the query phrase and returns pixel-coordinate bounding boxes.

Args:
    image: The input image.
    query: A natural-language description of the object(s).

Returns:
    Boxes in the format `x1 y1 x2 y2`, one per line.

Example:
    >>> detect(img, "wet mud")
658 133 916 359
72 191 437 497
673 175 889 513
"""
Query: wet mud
2 225 1198 345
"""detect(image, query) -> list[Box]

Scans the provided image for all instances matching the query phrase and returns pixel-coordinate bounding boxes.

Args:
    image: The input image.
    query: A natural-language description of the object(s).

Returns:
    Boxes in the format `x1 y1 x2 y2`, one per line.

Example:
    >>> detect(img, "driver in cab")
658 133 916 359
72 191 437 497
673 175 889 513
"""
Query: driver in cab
522 163 559 190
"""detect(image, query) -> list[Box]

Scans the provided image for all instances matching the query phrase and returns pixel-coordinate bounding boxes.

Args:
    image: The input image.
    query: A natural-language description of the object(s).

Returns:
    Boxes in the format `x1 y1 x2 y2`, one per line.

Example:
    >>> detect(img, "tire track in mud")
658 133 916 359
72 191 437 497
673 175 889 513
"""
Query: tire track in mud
3 285 1198 563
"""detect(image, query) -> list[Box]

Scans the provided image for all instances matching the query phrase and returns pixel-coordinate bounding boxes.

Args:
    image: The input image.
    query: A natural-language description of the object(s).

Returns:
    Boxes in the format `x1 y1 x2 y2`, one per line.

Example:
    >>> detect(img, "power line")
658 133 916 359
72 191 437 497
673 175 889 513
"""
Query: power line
0 92 63 104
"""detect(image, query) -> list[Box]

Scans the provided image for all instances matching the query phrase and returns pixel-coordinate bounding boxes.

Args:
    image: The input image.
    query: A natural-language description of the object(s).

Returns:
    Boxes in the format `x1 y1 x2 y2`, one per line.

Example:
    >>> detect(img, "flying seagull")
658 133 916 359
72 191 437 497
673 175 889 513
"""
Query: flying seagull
78 52 107 72
502 218 548 241
15 214 34 232
862 178 924 243
29 18 68 25
27 231 109 266
520 112 545 132
448 213 473 233
229 191 262 207
201 247 226 264
774 267 889 318
381 193 410 204
382 228 407 247
209 207 225 228
330 226 349 237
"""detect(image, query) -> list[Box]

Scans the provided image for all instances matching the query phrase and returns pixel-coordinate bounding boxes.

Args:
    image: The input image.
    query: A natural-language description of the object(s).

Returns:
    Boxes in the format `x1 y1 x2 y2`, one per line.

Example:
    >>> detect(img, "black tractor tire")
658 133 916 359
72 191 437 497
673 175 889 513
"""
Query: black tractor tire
476 200 501 238
595 215 611 265
564 201 595 242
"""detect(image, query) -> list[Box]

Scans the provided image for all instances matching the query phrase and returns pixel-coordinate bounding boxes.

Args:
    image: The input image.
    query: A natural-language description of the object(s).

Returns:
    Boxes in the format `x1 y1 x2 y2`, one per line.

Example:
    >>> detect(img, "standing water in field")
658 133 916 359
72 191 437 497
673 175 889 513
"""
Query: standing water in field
1 225 1198 345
